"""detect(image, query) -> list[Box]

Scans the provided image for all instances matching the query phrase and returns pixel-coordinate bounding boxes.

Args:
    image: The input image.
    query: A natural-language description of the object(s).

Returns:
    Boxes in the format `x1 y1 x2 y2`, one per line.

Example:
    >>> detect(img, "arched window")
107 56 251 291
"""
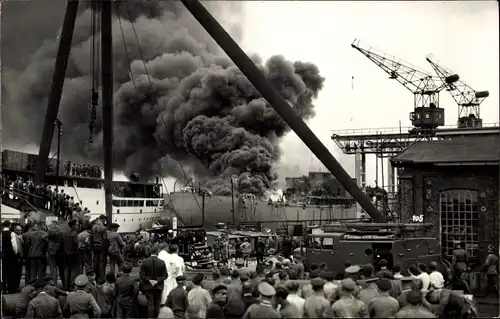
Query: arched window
439 189 479 258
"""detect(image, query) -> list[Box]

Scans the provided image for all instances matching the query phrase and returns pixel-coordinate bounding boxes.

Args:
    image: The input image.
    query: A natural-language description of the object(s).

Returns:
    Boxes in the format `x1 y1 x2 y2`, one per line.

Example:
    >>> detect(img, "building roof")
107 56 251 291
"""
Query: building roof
391 135 499 166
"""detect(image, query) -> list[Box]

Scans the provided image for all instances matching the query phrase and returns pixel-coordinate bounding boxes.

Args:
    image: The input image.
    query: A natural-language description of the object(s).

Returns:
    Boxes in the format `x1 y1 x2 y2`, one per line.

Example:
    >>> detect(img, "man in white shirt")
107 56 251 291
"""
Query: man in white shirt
157 243 172 305
163 244 186 300
285 280 305 317
428 261 445 290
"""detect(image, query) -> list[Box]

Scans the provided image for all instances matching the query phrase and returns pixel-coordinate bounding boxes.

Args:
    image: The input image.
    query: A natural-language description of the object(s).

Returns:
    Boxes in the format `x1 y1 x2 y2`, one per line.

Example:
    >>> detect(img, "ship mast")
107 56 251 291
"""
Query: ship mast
35 0 114 225
101 0 114 225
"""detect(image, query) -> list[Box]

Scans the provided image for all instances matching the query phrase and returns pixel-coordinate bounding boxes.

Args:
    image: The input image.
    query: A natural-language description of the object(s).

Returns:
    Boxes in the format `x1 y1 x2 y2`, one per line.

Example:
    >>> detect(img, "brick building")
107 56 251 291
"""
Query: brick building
391 135 499 266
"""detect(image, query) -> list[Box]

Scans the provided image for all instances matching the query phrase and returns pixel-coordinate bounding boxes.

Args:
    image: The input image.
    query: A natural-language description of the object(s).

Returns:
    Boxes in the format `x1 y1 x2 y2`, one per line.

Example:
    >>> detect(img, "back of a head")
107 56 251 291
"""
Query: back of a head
418 263 427 273
406 290 422 306
285 281 300 293
275 285 288 300
410 278 423 291
212 270 221 280
310 263 319 271
150 246 159 255
242 281 253 295
106 272 116 284
392 264 401 273
308 270 320 279
278 271 288 281
170 244 178 254
231 270 240 279
122 263 132 274
409 264 420 276
158 306 174 319
376 279 391 292
363 264 374 278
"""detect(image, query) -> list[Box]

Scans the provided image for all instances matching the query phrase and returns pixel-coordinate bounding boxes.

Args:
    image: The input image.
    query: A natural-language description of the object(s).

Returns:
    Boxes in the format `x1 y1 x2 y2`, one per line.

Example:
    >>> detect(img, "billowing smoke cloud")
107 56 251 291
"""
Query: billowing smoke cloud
3 1 324 196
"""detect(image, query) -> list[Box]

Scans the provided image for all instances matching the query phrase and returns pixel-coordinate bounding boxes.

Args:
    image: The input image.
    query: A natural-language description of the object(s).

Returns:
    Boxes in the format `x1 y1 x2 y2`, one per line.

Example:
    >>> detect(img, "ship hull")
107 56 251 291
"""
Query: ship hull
167 192 359 229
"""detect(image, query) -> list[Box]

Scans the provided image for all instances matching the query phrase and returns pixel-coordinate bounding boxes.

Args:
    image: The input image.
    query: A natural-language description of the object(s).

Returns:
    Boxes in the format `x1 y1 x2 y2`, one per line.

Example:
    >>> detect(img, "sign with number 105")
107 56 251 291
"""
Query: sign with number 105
412 214 424 223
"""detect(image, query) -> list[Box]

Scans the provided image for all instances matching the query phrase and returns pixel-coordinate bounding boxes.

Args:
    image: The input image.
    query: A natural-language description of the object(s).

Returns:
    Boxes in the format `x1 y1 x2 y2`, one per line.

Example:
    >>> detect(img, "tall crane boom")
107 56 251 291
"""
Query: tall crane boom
426 54 489 128
352 39 447 130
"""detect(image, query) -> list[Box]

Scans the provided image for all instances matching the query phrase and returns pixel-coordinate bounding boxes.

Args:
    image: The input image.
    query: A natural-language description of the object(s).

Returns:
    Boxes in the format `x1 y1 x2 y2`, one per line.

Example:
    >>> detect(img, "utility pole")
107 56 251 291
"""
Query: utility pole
55 120 62 191
201 191 206 226
230 177 235 226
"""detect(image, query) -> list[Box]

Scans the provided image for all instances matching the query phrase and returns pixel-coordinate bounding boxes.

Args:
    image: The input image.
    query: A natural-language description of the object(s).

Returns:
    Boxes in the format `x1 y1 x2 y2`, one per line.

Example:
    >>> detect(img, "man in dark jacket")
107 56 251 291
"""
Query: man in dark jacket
207 284 227 318
23 223 48 282
47 221 64 286
114 263 139 318
166 275 189 318
139 246 167 318
63 219 79 290
91 215 109 283
2 221 18 293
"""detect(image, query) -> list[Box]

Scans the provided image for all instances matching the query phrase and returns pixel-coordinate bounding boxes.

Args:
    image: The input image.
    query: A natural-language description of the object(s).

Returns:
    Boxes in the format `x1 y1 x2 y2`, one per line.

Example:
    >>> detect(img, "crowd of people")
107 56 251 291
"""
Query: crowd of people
2 208 494 319
63 162 102 179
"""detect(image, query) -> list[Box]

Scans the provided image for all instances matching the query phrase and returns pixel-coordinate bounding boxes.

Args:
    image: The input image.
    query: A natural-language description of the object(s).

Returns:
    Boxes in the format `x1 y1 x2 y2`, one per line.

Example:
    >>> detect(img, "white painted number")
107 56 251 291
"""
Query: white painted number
412 215 424 223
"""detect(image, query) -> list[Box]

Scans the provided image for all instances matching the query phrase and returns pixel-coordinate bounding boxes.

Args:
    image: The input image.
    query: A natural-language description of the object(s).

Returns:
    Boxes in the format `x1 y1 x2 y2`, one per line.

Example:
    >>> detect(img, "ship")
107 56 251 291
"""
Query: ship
1 149 167 233
165 171 362 230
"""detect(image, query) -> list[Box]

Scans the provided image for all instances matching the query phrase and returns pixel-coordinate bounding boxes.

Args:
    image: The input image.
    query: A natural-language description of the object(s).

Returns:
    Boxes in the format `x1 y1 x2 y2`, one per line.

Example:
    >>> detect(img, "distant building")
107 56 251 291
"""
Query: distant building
391 135 499 264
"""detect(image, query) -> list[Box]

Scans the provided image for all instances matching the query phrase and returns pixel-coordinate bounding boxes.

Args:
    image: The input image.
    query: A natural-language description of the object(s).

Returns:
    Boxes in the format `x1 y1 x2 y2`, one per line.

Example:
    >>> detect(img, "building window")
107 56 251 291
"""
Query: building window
439 189 479 258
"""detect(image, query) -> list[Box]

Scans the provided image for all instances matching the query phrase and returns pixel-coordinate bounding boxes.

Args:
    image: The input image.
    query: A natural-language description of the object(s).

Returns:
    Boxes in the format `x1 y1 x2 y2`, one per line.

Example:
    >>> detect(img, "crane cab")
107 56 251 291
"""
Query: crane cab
410 105 444 130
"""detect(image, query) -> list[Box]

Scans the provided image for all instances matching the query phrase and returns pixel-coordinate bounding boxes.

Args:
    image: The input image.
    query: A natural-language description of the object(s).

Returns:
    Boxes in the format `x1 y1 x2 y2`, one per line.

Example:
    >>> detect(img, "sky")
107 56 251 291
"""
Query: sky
1 1 499 191
240 1 499 186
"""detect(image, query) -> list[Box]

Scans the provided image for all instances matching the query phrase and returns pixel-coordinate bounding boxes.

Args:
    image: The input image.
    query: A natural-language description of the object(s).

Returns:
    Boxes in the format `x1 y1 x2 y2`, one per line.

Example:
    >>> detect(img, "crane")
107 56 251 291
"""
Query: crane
352 39 449 130
426 54 489 128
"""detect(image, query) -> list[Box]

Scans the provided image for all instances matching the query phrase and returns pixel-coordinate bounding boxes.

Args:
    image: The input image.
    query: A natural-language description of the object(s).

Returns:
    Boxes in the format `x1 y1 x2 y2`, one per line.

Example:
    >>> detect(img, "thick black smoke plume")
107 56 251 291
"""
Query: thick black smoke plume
3 1 324 196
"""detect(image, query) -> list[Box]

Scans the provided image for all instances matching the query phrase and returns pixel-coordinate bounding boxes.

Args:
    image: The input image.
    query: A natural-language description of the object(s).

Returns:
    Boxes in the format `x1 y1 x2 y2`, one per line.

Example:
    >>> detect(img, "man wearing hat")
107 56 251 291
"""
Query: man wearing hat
91 215 108 283
332 279 367 317
375 259 393 279
451 240 468 275
398 278 433 311
63 219 80 291
367 279 399 318
165 275 188 318
395 290 436 318
15 278 37 318
26 279 63 318
345 265 362 280
108 222 125 275
484 244 499 296
63 274 101 318
304 277 331 318
206 284 227 318
358 277 379 306
244 282 281 318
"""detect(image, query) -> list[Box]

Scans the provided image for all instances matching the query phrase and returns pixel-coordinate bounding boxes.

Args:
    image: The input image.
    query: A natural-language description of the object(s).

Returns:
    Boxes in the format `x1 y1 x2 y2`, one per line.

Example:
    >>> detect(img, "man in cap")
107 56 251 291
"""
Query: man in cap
44 276 68 299
91 215 108 283
483 244 499 296
244 282 280 318
108 222 125 275
206 284 227 318
300 269 320 299
26 279 63 319
394 290 436 318
47 220 64 291
139 245 167 318
188 273 212 318
331 278 368 318
345 264 362 280
114 263 139 318
63 219 80 290
240 238 252 267
85 270 99 300
166 275 189 318
398 278 433 311
451 240 468 275
96 272 116 317
64 275 101 318
15 278 37 318
304 277 331 318
367 278 399 318
358 277 379 306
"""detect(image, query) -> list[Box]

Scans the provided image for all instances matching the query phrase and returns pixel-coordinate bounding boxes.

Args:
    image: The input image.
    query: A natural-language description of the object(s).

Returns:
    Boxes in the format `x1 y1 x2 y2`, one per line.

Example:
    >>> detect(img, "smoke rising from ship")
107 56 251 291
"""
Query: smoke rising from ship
3 1 324 196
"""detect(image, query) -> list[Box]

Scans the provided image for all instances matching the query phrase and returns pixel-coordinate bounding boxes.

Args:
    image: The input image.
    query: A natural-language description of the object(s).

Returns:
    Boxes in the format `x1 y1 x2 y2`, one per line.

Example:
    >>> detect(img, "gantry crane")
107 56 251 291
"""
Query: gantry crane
426 54 489 128
351 39 451 130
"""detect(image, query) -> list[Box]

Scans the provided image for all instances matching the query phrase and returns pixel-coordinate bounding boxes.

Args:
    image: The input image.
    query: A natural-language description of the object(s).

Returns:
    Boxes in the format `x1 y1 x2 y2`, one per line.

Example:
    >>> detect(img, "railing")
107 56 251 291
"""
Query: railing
331 122 500 137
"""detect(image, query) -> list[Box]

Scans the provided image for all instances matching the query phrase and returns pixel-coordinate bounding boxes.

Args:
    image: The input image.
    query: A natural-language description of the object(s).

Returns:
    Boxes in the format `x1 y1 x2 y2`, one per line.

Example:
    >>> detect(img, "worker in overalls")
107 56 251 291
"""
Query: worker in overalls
63 275 101 319
451 240 470 293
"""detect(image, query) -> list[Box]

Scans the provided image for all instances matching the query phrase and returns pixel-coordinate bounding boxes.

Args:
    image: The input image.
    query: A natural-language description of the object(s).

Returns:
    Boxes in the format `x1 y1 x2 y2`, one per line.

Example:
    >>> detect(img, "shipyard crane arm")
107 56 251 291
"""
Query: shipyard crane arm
426 54 489 108
352 39 440 94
